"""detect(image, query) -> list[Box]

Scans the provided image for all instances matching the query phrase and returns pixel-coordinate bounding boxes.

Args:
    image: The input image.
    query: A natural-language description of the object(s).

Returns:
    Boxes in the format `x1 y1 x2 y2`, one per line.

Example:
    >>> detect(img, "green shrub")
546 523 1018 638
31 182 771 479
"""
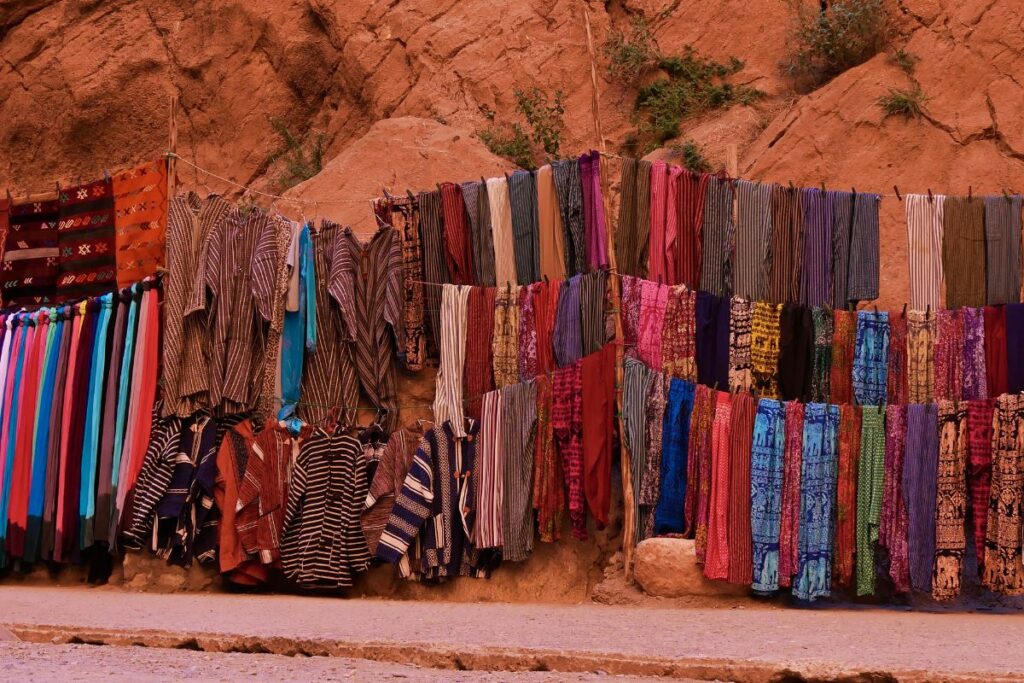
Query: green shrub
668 140 712 173
479 124 535 170
784 0 889 88
890 48 918 73
267 118 324 188
635 49 762 150
515 88 565 159
878 86 927 118
603 15 658 83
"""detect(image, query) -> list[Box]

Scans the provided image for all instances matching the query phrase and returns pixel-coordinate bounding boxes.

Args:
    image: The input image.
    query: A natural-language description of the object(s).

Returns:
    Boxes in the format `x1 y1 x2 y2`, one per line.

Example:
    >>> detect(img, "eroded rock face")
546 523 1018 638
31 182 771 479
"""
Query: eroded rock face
633 538 747 598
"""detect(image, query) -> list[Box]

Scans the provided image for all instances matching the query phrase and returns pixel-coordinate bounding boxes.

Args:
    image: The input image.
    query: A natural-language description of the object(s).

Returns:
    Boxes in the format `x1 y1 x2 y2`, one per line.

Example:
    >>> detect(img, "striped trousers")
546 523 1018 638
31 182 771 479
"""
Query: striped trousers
433 284 471 436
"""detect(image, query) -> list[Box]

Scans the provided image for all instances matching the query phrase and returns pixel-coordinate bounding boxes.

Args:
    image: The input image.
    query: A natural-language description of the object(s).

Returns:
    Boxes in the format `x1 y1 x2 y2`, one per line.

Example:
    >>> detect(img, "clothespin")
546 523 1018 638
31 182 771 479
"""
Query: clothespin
968 185 973 201
436 183 443 194
926 303 931 317
927 189 933 203
851 187 857 197
893 185 902 201
543 274 549 285
4 188 10 201
787 180 795 191
406 189 415 202
901 303 907 319
873 304 879 315
820 180 826 193
657 274 663 286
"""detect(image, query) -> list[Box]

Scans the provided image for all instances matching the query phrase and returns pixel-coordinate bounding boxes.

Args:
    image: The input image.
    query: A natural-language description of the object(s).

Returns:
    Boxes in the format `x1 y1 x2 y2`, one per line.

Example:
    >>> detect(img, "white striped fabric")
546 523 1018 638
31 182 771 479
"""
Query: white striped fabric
487 177 517 287
906 194 946 311
432 284 471 436
474 388 504 549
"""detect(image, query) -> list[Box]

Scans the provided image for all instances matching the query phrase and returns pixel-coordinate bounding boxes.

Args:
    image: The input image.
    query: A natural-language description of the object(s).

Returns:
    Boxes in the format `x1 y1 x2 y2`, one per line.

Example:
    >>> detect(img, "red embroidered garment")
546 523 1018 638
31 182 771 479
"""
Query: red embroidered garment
4 197 59 306
703 390 732 581
552 361 585 539
833 404 862 588
57 178 116 301
113 159 168 287
533 375 563 542
778 400 804 588
830 309 855 404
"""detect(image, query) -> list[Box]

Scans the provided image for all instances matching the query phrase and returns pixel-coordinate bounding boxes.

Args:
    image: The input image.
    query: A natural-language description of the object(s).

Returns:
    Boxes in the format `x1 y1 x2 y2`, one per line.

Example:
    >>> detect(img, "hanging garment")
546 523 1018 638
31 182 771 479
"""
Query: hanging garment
120 410 183 552
552 362 585 540
777 303 813 401
699 175 734 298
830 309 856 404
214 421 269 585
982 394 1024 595
493 284 521 386
942 196 986 308
57 178 116 302
793 402 839 602
280 224 314 413
934 308 964 401
281 429 371 587
420 189 449 357
809 307 833 403
108 289 140 538
635 160 652 279
579 270 608 356
463 286 496 421
0 316 28 562
829 190 854 308
932 400 968 600
728 297 753 393
78 294 114 548
382 422 492 580
112 158 167 287
161 194 229 418
965 398 994 575
676 170 709 289
727 392 756 585
509 170 540 285
298 223 357 426
331 226 404 432
906 194 945 311
733 180 773 301
853 406 885 596
376 195 428 369
685 384 714 554
750 397 786 593
887 312 909 405
703 391 733 581
464 180 496 287
647 161 669 285
536 165 567 281
654 378 694 535
880 404 910 593
985 194 1022 305
640 374 667 541
984 305 1008 397
623 359 654 543
440 181 477 286
41 308 73 559
637 279 669 370
621 275 641 355
696 291 729 389
799 188 832 307
4 197 59 305
534 279 560 376
852 309 889 406
833 404 862 589
1006 303 1024 394
552 158 585 276
553 275 582 368
767 185 803 304
615 158 641 277
582 343 615 530
474 389 504 550
847 193 881 302
661 285 697 380
501 380 537 562
904 403 939 593
533 374 563 543
961 307 987 400
363 424 421 557
751 301 782 398
5 312 43 560
433 284 471 437
906 309 935 404
579 150 609 270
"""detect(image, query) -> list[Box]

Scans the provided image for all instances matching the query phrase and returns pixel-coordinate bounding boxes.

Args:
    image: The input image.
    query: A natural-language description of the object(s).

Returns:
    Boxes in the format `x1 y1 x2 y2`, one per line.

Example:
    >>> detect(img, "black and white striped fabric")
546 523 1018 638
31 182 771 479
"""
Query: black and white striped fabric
280 430 370 588
699 175 735 297
733 180 773 301
552 159 585 276
847 193 881 302
509 170 540 285
120 412 182 550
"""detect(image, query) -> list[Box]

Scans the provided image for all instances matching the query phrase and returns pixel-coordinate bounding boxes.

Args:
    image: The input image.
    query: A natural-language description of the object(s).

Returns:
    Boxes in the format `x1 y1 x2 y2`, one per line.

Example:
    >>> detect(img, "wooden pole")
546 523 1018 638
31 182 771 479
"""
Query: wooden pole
168 95 178 198
726 143 738 178
582 1 636 580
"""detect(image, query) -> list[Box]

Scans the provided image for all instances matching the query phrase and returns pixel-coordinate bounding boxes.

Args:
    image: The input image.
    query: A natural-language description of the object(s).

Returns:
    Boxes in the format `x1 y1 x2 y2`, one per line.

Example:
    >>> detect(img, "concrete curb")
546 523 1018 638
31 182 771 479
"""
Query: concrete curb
4 623 1013 683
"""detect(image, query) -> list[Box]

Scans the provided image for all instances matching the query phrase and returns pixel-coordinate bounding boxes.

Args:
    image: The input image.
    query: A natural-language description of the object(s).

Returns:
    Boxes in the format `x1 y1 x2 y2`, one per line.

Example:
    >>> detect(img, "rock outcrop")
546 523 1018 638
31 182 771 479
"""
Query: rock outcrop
633 538 748 599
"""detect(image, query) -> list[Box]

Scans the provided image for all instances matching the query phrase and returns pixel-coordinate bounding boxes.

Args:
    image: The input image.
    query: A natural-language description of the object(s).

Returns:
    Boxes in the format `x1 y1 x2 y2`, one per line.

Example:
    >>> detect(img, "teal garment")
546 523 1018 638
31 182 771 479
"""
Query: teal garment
302 224 317 352
79 294 113 547
793 402 841 602
110 286 140 498
24 311 63 562
279 224 311 420
0 318 30 560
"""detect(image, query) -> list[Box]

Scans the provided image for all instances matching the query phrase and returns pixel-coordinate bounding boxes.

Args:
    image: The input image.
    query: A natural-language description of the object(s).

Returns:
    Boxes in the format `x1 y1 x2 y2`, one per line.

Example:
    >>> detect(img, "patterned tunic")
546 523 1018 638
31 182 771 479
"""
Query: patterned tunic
851 310 889 406
332 226 404 433
983 394 1024 595
934 309 963 401
886 312 908 405
809 307 833 403
374 194 427 370
281 430 370 588
793 402 839 602
113 159 168 287
685 384 714 554
4 197 59 306
57 179 116 301
727 296 753 392
778 401 804 588
751 301 782 398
